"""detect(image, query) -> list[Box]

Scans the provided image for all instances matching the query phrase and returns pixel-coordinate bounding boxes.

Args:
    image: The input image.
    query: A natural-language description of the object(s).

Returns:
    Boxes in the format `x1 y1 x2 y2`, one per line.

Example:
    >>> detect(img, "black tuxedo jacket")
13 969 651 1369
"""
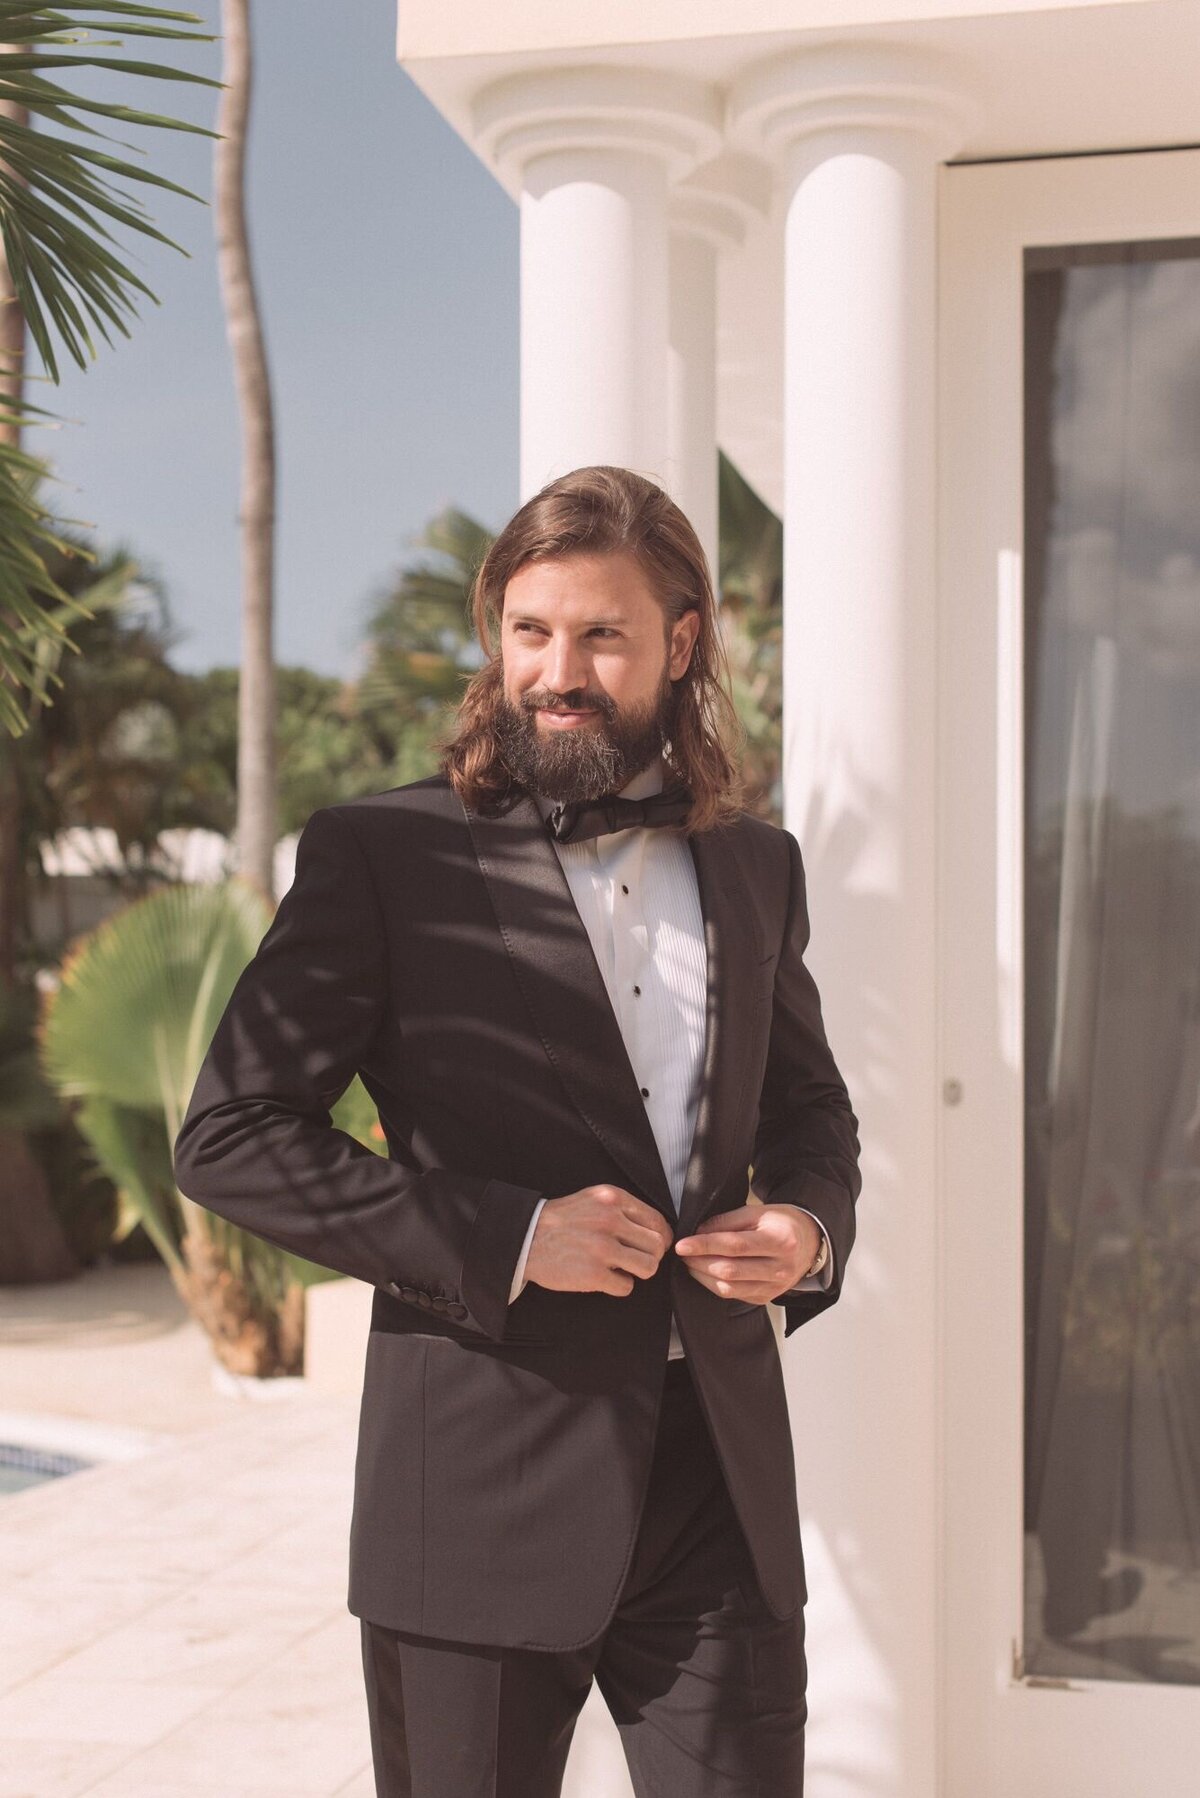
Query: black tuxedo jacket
173 774 861 1651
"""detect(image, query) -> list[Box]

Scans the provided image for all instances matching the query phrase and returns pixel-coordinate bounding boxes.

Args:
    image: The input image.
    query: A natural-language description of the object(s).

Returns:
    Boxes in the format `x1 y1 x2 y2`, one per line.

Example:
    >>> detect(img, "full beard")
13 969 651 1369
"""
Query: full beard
495 666 677 805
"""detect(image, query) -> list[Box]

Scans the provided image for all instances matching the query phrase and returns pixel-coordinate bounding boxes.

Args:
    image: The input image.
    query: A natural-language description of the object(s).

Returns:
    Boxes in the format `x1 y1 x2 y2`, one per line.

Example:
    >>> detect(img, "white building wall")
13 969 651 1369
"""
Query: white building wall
393 3 1200 1792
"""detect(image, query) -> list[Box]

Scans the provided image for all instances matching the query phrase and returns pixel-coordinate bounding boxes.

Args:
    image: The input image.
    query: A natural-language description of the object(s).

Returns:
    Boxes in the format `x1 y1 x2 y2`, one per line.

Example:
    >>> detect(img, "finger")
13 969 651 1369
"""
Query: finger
683 1265 780 1308
606 1242 663 1281
610 1215 671 1258
695 1207 760 1234
679 1254 779 1281
676 1229 765 1258
620 1200 674 1247
679 1262 721 1296
680 1262 773 1303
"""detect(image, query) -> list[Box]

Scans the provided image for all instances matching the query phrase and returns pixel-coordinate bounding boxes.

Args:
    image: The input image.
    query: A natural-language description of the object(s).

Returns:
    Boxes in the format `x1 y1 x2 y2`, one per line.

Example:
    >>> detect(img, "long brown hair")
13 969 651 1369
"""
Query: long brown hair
438 465 745 833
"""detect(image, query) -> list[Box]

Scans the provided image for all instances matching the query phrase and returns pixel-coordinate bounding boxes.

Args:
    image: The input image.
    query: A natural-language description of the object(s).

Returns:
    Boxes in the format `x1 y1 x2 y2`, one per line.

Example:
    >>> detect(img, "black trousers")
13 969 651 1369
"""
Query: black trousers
360 1355 807 1798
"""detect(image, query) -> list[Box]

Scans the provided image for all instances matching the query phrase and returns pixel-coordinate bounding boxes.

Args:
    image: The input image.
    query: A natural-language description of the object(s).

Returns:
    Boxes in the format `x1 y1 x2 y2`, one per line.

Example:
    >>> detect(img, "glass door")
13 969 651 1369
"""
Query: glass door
939 148 1200 1796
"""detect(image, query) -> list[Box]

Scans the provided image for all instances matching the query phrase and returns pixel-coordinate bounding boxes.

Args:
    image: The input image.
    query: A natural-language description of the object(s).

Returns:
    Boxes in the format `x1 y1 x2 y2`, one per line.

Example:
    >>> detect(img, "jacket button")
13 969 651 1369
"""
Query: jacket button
386 1280 401 1298
400 1285 418 1303
417 1291 432 1309
446 1301 468 1320
431 1295 447 1312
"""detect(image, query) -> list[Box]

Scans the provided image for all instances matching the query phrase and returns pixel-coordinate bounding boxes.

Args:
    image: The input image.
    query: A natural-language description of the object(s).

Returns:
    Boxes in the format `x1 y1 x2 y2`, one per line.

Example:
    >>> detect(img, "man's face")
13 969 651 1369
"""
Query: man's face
495 550 700 803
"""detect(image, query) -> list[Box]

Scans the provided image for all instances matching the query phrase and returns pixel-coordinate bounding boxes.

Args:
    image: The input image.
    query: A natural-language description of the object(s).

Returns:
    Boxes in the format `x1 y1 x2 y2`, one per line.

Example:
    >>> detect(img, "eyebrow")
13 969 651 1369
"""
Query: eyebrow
506 612 630 628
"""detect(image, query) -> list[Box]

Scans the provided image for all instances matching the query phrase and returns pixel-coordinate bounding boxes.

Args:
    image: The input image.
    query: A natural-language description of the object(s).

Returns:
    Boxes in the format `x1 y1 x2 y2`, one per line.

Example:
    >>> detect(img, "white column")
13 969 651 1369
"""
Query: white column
731 45 974 1798
520 146 668 491
667 228 718 563
472 67 721 501
667 155 770 580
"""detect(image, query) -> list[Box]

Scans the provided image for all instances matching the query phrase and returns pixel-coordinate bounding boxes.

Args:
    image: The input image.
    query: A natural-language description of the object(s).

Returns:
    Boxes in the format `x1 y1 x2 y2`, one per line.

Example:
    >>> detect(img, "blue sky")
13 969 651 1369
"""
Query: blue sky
38 0 519 678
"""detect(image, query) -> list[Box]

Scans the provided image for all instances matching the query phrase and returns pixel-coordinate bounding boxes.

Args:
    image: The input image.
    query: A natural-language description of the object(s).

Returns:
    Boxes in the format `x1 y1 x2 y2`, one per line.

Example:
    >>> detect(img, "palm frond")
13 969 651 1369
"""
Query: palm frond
0 9 220 380
0 6 217 722
0 447 97 733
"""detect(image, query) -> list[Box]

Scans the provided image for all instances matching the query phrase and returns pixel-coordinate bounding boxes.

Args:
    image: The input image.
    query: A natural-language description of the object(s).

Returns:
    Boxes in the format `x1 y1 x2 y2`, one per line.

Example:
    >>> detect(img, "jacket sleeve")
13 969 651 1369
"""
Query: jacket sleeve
751 827 862 1334
172 804 545 1343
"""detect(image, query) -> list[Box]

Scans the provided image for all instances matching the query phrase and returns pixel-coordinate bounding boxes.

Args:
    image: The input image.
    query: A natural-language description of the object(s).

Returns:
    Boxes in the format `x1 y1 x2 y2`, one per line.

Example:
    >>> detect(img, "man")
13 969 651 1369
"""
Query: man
173 464 861 1797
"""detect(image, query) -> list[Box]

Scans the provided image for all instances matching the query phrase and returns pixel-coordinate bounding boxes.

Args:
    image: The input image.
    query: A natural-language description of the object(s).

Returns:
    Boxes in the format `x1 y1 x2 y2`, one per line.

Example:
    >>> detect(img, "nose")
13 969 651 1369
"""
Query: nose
542 632 589 699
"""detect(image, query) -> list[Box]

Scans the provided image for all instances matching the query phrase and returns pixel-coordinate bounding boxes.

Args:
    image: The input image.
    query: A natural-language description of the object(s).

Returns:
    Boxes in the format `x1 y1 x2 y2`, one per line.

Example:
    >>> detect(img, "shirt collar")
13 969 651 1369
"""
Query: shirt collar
531 751 666 823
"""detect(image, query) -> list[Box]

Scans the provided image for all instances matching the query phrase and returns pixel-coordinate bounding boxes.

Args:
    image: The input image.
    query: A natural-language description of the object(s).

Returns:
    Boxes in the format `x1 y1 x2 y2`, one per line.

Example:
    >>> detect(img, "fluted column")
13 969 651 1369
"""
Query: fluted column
667 154 770 578
731 44 975 1798
473 68 721 500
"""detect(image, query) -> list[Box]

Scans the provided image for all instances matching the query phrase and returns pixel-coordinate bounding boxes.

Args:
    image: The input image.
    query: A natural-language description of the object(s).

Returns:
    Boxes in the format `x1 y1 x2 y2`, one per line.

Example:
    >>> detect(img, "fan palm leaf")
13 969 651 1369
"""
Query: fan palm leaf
38 876 385 1368
40 874 271 1130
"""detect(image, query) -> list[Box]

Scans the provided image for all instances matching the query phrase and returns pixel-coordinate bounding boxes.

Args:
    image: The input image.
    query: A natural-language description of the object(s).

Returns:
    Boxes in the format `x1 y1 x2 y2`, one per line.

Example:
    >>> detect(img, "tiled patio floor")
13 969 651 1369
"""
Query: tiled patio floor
0 1384 375 1797
0 1261 633 1798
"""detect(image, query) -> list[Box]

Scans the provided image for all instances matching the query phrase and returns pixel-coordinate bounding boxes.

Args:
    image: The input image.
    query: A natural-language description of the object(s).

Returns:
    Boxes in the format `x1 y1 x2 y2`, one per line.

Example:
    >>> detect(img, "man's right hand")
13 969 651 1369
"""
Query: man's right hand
524 1185 673 1296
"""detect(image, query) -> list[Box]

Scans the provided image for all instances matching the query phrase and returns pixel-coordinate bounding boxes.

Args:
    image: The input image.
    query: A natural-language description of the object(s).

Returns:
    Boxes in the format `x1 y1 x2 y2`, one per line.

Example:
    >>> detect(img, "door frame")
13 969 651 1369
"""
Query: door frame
937 146 1200 1797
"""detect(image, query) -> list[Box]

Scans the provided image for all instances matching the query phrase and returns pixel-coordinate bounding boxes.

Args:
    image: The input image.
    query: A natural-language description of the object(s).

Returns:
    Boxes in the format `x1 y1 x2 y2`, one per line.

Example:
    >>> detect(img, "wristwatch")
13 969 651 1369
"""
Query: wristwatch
803 1229 830 1280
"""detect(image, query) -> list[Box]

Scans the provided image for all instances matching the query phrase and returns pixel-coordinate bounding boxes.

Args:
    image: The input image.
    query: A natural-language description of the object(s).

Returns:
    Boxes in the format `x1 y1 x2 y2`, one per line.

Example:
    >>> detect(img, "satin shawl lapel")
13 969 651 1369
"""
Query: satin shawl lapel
464 790 675 1221
676 824 766 1236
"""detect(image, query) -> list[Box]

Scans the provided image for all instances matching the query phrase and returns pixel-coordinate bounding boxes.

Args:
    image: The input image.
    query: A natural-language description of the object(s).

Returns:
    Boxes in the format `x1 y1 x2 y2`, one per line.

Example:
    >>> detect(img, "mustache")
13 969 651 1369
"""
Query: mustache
521 687 618 720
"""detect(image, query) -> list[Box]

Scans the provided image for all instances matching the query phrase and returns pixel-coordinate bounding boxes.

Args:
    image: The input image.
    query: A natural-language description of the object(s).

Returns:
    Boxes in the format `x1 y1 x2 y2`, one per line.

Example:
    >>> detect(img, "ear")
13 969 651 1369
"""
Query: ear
668 608 701 680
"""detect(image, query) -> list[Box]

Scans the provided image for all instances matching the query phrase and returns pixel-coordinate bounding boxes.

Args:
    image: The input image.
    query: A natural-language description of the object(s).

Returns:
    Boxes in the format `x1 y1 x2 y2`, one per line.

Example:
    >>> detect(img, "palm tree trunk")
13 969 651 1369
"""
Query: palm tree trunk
199 0 296 1363
0 58 77 1283
0 53 29 982
215 0 277 901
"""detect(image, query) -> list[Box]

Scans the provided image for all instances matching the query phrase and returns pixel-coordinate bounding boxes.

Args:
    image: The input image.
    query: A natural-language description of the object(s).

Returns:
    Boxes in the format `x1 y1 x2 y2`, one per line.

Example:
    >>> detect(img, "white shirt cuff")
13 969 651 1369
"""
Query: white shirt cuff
782 1206 835 1293
508 1197 547 1302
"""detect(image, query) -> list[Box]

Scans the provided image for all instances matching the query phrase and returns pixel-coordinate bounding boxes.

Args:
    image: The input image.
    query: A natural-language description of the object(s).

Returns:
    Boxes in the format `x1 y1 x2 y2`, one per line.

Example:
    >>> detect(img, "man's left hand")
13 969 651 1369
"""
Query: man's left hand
673 1204 821 1303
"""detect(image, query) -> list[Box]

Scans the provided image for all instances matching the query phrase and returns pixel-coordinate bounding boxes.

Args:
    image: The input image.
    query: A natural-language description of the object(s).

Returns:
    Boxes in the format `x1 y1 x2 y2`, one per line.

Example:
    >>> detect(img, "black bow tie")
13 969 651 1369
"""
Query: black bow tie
545 780 692 845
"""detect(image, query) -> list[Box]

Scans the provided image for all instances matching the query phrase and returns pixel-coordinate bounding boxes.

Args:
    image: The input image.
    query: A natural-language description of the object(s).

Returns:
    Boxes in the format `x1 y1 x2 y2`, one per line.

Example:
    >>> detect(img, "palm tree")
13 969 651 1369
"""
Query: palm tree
716 450 783 820
0 4 219 728
40 876 387 1373
0 538 161 1282
0 4 217 1281
2 531 144 960
0 20 33 987
214 0 276 901
352 502 490 778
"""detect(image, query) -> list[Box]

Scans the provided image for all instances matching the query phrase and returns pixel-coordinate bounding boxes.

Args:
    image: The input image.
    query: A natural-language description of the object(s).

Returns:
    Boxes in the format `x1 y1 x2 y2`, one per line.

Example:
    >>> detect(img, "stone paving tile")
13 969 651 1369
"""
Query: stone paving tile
83 1782 325 1798
0 1575 180 1693
45 1613 316 1688
90 1706 373 1794
0 1519 62 1578
0 1737 133 1798
330 1768 378 1797
37 1531 262 1588
0 1671 221 1745
280 1611 366 1681
135 1573 335 1634
222 1536 353 1592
